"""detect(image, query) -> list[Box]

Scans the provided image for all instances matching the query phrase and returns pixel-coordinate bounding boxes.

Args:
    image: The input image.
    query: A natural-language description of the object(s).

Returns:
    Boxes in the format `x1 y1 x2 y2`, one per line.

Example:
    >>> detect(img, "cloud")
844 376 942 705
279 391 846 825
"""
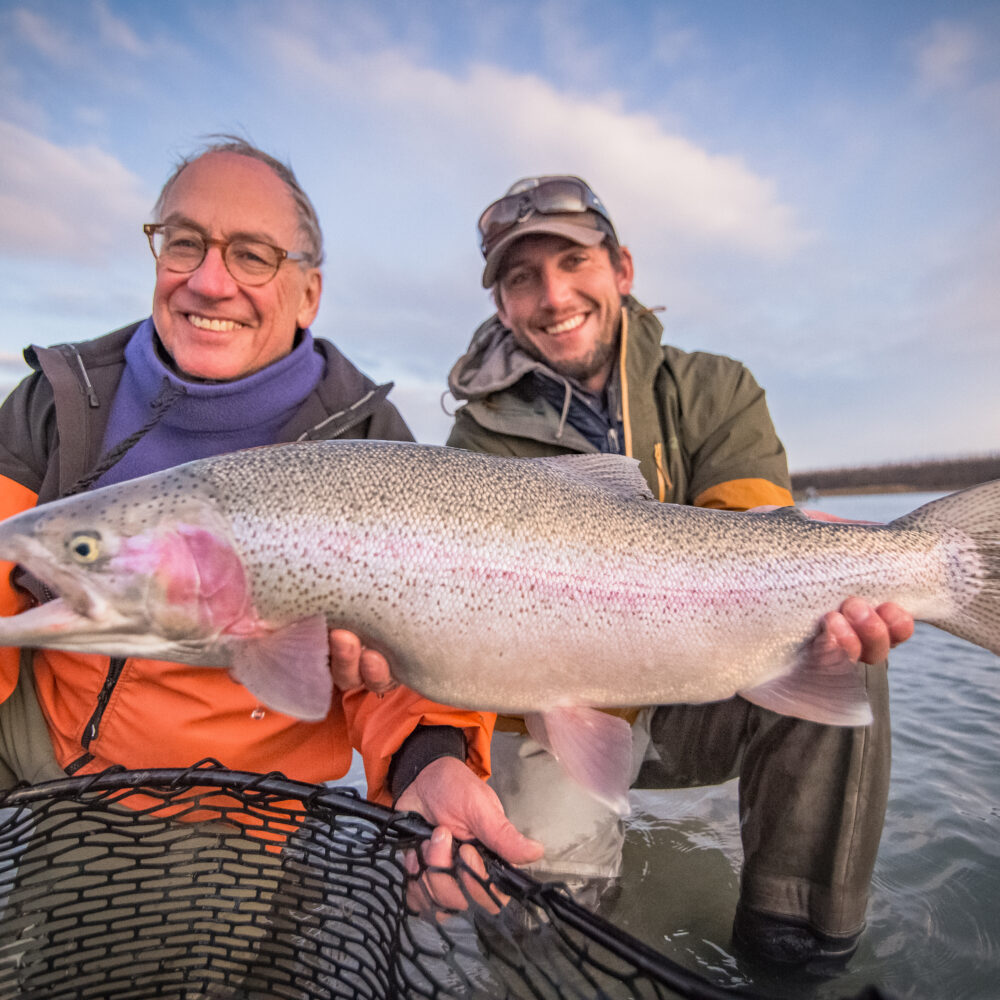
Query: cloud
381 374 454 446
0 121 152 263
93 0 150 57
263 29 810 260
533 0 617 88
7 7 77 65
7 2 149 67
911 217 1000 359
910 21 980 92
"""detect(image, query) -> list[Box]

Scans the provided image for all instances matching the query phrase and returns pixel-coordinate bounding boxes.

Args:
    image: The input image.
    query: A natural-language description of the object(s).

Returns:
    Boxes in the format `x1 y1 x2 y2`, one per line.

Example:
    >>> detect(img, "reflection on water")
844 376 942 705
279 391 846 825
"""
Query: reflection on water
600 491 1000 1000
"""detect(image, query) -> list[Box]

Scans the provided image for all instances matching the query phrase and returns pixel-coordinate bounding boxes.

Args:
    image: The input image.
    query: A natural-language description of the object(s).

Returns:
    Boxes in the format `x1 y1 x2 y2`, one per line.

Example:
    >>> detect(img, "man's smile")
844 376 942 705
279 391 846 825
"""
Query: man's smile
186 314 247 333
541 312 588 336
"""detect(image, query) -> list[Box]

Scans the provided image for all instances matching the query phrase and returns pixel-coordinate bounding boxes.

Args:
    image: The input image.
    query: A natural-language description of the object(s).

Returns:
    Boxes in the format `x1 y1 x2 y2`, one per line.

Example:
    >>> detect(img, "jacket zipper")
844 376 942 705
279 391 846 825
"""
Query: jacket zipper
66 656 128 773
67 346 100 408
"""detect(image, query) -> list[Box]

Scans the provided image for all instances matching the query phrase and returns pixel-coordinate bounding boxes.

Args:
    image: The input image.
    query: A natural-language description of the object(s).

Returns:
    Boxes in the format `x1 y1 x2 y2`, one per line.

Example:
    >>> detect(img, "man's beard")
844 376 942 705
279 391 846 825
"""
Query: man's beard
514 325 618 388
548 337 617 386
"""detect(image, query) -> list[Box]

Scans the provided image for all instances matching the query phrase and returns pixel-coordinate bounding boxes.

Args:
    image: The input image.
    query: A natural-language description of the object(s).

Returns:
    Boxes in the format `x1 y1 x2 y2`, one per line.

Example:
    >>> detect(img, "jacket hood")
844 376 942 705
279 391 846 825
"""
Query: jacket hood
447 315 554 402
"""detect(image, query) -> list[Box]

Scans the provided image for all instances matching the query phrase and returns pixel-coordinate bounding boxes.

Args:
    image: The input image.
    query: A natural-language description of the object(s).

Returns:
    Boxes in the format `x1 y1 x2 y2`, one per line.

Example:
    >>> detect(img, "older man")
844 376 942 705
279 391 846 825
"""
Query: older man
439 175 913 967
0 138 541 874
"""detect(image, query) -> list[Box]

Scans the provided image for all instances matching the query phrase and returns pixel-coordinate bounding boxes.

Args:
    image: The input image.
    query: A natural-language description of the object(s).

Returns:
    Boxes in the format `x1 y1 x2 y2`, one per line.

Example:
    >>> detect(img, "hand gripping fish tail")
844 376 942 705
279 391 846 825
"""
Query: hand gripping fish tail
887 481 1000 657
0 441 997 811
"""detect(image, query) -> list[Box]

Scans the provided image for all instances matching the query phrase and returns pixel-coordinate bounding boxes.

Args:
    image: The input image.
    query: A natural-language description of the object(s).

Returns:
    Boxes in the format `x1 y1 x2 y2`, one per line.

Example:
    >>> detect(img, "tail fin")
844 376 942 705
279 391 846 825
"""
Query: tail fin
891 479 1000 655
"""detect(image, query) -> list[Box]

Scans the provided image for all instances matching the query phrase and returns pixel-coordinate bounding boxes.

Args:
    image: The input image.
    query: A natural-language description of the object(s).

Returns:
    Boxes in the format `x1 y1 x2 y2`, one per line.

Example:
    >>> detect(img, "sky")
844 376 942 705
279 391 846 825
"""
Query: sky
0 0 997 473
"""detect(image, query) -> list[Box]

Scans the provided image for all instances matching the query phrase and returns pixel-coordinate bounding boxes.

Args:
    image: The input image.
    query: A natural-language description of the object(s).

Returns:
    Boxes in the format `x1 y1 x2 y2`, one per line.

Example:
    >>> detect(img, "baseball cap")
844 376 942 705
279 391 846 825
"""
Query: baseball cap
478 175 617 288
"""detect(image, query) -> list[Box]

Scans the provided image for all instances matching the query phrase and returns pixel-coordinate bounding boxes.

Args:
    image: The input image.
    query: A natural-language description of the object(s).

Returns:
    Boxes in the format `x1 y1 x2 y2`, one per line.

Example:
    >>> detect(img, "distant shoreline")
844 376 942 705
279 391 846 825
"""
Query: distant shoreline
794 483 945 499
789 453 999 499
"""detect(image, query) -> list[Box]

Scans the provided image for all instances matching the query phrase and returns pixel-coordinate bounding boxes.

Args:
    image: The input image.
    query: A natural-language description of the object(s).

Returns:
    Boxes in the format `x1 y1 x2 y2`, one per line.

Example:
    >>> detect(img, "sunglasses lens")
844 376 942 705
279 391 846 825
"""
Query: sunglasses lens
531 178 589 214
477 200 519 242
478 177 602 250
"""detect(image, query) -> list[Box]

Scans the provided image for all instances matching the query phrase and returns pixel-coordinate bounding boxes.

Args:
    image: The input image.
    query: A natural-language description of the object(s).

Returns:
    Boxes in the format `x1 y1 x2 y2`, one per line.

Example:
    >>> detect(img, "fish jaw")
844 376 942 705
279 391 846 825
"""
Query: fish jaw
0 594 229 663
0 507 239 665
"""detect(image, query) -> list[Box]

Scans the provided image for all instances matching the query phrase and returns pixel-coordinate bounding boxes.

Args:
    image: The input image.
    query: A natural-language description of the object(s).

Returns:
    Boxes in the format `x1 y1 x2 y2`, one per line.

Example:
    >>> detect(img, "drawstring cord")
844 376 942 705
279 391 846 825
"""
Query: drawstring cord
555 378 572 440
63 379 187 496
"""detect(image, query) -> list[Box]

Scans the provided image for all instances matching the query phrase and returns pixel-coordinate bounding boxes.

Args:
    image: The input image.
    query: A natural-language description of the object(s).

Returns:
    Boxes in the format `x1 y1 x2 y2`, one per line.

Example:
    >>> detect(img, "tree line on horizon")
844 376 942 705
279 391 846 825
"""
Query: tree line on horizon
790 452 1000 495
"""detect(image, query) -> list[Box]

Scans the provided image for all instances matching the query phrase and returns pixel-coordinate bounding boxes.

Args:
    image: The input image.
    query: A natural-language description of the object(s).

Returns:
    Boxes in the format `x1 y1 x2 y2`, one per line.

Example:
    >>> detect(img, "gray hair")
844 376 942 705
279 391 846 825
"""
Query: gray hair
153 134 324 267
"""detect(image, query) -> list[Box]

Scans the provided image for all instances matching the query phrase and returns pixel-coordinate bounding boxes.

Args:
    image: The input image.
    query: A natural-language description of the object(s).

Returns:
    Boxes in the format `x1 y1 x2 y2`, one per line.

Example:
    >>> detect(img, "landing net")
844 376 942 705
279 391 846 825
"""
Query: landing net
0 763 890 1000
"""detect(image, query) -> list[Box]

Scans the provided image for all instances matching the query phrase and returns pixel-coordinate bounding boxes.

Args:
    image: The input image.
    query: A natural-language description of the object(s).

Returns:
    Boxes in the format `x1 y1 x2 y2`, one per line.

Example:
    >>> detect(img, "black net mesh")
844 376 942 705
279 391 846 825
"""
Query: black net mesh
0 764 892 1000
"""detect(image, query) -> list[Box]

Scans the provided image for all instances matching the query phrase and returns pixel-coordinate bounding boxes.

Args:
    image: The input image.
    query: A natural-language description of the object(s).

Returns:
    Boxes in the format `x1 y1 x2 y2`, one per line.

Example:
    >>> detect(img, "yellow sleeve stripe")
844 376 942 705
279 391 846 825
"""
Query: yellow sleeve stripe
694 478 794 511
619 307 633 458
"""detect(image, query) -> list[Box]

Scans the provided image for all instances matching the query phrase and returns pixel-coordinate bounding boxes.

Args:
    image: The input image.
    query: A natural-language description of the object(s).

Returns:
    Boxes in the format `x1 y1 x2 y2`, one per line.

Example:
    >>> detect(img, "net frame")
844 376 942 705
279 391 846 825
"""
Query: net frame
0 762 894 1000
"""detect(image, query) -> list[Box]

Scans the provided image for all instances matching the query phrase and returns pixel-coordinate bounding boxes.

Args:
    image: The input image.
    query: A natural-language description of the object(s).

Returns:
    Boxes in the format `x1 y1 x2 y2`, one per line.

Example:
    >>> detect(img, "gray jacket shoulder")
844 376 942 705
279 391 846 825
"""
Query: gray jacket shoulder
285 337 414 443
0 322 139 500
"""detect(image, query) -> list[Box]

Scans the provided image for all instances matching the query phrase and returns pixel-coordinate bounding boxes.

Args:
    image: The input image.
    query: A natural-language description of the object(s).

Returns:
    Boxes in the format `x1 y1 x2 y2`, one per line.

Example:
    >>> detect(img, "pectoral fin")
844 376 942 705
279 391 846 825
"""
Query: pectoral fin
229 614 333 720
524 706 633 816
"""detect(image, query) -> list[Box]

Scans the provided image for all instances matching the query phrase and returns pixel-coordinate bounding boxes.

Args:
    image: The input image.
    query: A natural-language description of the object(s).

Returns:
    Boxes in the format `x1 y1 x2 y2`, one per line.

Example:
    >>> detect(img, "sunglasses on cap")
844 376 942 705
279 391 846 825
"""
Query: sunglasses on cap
477 176 617 255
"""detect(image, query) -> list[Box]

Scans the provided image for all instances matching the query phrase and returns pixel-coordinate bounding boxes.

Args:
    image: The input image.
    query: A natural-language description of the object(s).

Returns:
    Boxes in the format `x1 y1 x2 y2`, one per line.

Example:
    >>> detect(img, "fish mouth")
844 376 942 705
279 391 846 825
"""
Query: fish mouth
0 581 181 658
3 532 106 615
0 597 121 642
0 583 152 654
0 533 139 646
0 584 221 662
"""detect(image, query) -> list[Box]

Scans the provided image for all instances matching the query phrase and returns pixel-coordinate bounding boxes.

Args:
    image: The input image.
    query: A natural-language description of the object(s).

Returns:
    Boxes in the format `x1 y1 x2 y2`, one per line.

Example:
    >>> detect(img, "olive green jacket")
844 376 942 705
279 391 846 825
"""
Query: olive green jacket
446 296 793 511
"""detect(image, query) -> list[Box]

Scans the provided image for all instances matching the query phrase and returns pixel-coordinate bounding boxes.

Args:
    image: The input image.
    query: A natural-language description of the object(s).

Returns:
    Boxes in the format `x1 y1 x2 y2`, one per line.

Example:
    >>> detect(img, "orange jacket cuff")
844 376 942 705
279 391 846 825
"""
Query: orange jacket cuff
694 477 794 511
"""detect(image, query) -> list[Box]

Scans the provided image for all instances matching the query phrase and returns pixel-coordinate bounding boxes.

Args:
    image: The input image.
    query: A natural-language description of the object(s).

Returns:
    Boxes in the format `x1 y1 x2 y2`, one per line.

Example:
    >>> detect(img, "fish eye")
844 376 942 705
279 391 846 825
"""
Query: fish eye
67 532 102 564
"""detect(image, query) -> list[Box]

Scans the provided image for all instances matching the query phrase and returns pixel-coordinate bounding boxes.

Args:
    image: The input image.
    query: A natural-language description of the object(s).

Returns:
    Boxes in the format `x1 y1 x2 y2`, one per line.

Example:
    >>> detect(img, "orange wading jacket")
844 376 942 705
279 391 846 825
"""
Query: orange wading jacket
0 322 493 805
446 296 796 730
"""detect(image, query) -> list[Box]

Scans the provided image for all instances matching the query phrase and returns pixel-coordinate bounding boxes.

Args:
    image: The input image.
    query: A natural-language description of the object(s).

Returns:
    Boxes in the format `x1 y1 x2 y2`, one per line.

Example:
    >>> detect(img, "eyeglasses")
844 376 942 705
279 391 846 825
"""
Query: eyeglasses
143 223 310 286
477 176 616 255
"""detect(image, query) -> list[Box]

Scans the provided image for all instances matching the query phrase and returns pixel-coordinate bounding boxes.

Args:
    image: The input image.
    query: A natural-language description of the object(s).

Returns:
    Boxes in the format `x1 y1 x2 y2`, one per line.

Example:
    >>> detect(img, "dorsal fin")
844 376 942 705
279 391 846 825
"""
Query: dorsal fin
530 454 654 502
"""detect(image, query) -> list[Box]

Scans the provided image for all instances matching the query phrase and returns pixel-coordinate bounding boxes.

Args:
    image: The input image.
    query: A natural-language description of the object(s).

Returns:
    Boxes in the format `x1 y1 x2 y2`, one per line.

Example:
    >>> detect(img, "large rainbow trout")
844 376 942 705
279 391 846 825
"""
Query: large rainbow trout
1 440 997 810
